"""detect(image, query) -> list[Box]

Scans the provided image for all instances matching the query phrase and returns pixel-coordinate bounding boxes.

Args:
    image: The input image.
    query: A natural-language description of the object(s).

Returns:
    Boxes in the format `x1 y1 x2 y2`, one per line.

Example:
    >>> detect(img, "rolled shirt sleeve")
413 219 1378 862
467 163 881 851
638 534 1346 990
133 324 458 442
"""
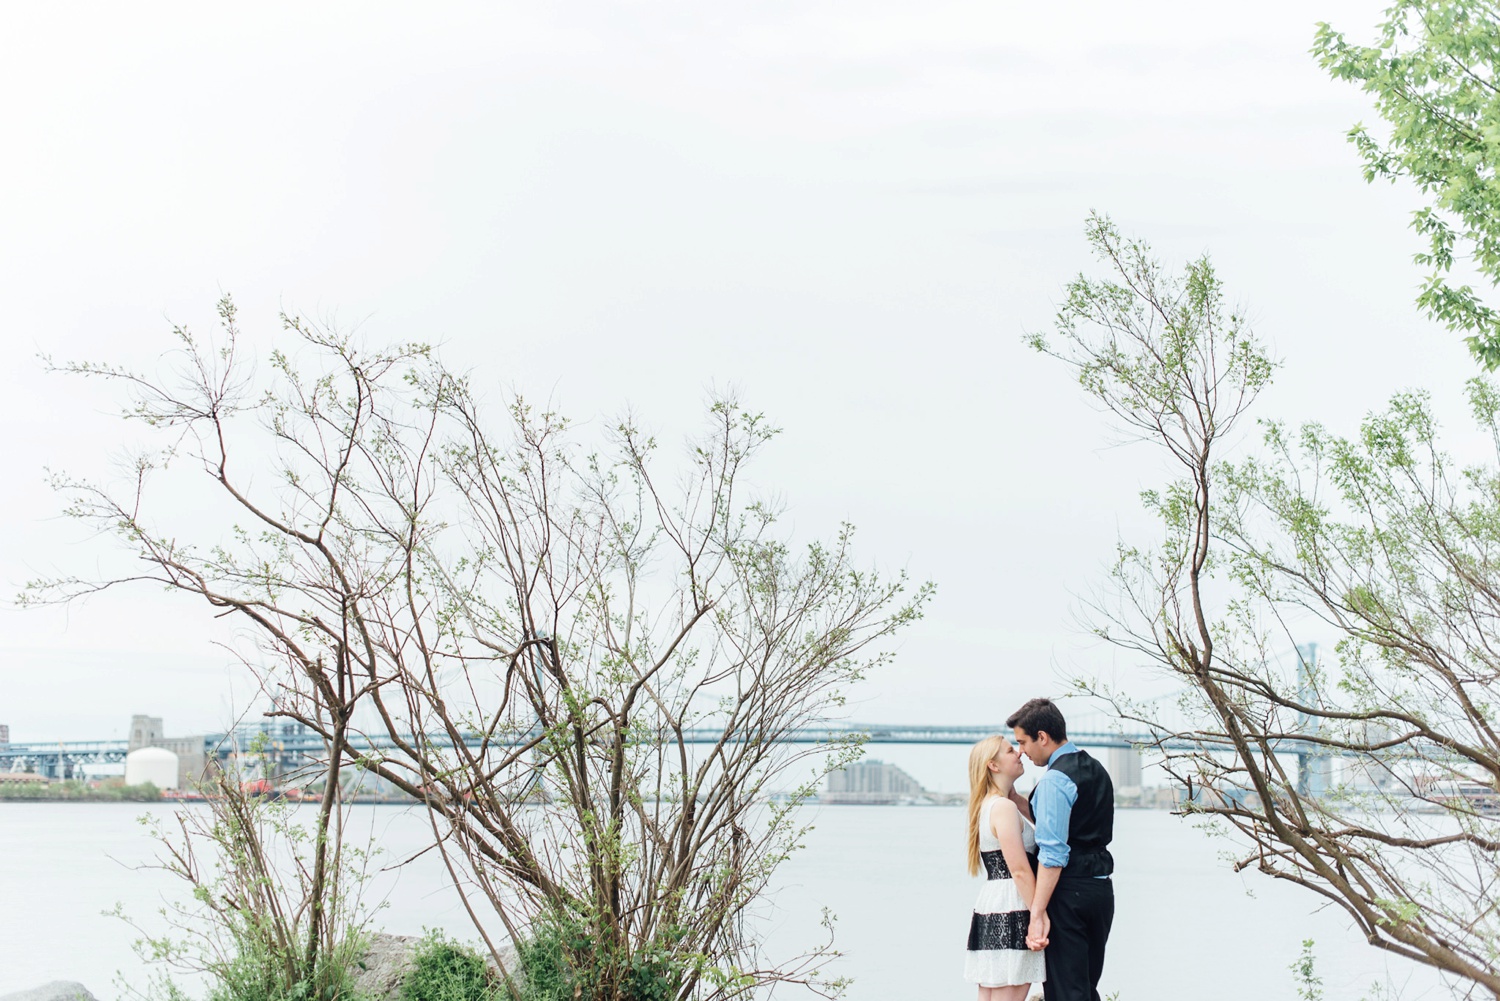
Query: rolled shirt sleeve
1033 767 1078 869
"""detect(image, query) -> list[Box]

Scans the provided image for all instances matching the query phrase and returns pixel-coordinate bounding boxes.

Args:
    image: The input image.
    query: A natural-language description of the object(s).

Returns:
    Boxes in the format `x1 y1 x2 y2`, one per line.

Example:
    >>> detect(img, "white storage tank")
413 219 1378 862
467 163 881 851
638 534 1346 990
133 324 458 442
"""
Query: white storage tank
125 746 178 790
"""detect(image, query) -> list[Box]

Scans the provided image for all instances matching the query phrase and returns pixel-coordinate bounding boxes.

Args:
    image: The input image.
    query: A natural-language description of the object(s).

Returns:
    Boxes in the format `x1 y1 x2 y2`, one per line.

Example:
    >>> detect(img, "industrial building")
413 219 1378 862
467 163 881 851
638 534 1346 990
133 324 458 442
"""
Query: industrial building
823 759 928 804
127 715 210 789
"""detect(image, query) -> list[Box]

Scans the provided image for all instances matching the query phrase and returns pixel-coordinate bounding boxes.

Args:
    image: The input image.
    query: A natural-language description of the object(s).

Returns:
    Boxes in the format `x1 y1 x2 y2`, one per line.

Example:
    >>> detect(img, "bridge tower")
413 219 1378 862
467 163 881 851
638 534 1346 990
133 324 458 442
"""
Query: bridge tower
1295 643 1332 798
129 715 164 750
1104 745 1142 791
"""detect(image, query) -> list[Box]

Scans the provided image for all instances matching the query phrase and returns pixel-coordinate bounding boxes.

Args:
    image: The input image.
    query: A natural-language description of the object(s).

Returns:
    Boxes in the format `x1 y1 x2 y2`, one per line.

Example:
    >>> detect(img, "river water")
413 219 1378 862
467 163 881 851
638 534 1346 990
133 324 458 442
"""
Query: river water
0 803 1452 1000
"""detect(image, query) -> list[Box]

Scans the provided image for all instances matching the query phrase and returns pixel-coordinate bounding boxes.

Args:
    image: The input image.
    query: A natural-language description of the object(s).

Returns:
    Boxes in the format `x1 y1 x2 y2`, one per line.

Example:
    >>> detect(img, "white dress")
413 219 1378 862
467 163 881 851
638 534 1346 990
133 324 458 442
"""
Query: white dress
964 795 1046 988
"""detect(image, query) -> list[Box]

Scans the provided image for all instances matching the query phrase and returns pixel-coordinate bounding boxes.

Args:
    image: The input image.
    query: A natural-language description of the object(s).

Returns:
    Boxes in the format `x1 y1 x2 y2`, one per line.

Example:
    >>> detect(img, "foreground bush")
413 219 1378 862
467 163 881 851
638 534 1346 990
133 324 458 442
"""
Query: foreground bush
402 919 691 1001
110 741 376 1001
404 933 496 1001
516 913 693 1001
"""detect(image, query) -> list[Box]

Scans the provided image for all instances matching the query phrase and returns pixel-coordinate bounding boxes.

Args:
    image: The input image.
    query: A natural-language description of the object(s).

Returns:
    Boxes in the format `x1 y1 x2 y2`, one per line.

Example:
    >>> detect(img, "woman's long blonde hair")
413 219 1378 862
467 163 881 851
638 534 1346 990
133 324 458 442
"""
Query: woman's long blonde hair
967 734 1010 876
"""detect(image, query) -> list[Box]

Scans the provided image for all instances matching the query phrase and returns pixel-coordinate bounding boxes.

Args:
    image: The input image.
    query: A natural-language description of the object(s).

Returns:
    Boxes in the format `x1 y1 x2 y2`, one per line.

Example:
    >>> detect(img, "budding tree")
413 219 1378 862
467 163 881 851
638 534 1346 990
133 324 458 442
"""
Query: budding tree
1033 214 1500 996
31 299 931 1000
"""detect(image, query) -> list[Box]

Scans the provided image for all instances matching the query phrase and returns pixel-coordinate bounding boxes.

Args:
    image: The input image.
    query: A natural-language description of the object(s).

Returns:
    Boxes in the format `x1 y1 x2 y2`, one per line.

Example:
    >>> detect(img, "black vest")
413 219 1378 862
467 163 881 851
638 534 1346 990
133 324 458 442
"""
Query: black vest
1030 747 1115 879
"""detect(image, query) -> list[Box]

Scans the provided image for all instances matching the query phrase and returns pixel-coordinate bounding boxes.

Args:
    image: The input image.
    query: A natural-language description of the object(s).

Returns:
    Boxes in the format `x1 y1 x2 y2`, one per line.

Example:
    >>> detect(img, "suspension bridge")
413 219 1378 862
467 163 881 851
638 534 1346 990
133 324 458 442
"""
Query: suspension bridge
0 646 1334 790
0 719 1169 780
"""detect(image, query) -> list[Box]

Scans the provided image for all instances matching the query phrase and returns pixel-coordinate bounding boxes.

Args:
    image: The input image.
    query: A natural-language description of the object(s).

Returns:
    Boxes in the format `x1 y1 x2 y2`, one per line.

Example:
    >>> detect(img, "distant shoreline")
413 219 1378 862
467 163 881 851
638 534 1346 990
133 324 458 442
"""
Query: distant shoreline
0 795 1186 809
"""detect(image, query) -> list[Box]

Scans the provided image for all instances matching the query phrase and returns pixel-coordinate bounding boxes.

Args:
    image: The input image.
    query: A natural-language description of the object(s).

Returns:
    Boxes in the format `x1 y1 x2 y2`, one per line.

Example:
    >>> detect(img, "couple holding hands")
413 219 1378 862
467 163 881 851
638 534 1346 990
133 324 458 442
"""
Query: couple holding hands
964 699 1116 1001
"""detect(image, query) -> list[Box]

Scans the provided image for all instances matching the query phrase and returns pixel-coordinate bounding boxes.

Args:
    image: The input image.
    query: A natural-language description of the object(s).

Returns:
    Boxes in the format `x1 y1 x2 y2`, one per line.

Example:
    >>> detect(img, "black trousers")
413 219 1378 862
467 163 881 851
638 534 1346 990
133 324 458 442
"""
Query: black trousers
1042 877 1114 1001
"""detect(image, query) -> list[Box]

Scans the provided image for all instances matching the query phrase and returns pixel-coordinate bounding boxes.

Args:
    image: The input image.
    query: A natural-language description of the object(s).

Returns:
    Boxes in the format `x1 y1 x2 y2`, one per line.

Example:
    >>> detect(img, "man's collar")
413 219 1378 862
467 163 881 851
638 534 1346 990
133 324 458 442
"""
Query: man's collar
1045 741 1078 766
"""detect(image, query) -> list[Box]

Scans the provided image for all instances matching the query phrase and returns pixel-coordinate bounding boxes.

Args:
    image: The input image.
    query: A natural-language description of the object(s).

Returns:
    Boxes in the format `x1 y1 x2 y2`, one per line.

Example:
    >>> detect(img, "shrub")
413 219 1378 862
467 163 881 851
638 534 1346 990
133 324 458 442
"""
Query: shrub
514 914 688 1001
403 933 495 1001
512 920 570 1001
205 933 364 1001
112 743 377 1001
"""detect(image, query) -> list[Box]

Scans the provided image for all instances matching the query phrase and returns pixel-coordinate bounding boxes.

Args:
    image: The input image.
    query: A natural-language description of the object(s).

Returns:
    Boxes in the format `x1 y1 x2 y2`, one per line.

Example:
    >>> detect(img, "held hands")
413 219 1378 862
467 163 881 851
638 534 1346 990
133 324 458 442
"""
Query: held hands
1026 909 1050 951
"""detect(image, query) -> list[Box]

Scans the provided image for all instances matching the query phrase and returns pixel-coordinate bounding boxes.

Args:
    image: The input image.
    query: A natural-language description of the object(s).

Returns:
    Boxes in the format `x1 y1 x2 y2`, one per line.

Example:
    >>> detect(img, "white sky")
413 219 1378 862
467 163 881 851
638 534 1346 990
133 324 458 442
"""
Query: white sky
0 1 1481 746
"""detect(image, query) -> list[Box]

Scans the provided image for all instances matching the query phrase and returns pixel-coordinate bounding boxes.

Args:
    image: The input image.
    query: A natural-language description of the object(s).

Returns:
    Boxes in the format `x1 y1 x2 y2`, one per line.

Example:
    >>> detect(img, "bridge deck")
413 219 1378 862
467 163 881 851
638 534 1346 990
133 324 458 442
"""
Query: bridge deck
0 724 1157 767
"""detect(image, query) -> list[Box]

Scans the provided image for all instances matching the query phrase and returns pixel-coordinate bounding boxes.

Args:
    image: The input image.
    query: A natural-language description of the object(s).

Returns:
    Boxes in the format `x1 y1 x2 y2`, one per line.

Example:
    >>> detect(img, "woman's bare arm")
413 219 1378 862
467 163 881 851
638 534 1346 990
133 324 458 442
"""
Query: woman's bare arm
991 796 1037 906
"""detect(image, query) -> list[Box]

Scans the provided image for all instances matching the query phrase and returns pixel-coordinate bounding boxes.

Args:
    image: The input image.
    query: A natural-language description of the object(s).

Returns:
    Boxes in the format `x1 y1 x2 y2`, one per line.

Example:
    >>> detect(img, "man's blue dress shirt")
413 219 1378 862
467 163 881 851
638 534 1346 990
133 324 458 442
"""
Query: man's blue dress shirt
1032 742 1081 870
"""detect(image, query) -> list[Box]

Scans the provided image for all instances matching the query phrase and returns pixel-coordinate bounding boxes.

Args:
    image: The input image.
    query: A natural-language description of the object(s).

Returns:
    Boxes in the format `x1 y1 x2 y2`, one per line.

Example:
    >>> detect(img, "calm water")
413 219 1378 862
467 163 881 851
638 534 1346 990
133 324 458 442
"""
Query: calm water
0 804 1451 1000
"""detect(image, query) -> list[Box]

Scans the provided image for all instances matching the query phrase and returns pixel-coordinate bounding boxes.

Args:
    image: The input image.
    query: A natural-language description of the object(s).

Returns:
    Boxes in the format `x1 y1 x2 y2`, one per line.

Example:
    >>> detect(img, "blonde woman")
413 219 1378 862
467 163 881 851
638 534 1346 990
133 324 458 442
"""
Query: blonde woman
965 734 1045 999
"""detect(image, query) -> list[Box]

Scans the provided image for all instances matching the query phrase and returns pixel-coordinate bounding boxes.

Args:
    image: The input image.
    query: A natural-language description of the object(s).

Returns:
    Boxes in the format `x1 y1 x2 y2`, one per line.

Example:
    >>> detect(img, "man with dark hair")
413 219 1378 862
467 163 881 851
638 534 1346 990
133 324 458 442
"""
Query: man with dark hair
1006 698 1114 1001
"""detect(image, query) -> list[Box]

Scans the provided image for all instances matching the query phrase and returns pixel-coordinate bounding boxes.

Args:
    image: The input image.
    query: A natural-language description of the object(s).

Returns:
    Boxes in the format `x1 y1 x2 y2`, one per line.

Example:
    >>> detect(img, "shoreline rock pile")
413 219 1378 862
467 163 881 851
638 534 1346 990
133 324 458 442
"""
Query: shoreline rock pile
0 984 98 1001
0 934 520 1001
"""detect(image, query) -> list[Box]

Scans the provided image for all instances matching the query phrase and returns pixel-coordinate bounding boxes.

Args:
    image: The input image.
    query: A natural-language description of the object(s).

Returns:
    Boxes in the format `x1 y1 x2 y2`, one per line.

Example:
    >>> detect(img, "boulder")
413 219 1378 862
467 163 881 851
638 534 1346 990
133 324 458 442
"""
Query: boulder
0 983 98 1001
351 933 522 1001
351 933 424 1000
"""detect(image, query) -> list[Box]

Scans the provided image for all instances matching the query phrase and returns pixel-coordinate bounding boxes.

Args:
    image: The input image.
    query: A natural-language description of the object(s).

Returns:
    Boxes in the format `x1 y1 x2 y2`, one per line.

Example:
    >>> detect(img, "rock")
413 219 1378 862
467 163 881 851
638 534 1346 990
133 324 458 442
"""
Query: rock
350 932 521 1001
351 933 425 1000
0 983 98 1001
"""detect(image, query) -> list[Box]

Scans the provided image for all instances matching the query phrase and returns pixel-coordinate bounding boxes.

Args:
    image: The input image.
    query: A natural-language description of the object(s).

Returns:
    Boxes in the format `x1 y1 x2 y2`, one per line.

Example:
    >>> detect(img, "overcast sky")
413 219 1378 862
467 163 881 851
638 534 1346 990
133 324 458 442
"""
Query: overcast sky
0 1 1482 750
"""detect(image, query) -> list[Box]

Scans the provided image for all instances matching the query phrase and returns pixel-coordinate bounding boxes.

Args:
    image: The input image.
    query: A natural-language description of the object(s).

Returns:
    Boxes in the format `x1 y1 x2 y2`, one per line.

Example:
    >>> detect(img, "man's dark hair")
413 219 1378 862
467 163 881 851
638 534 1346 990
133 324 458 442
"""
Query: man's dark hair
1006 698 1067 743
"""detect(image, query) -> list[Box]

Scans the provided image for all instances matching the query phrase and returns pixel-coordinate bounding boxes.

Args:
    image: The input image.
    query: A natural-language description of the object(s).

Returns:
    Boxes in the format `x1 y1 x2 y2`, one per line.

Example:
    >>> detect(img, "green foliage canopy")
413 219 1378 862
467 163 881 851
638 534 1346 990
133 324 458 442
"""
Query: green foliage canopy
1316 0 1500 367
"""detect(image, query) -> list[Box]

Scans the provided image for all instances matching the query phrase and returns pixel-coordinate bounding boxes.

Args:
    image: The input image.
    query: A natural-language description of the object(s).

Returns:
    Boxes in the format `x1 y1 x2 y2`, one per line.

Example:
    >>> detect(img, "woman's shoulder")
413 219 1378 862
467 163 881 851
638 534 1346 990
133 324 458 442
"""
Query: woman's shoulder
988 794 1019 817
